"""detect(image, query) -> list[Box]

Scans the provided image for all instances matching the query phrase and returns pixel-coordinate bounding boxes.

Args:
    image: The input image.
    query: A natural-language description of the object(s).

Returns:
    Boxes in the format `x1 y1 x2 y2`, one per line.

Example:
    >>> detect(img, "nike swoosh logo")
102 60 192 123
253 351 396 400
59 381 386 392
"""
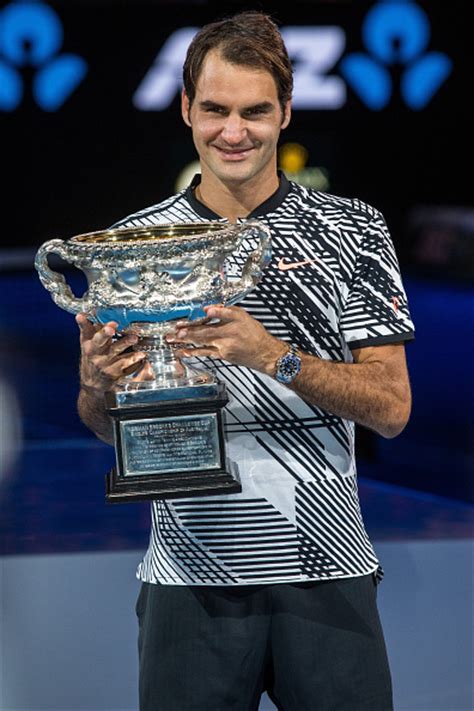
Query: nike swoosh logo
277 257 319 271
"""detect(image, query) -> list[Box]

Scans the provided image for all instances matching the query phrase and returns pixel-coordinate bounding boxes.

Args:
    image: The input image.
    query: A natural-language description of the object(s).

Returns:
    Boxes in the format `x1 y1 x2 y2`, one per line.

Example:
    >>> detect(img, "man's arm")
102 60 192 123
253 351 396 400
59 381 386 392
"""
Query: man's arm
167 304 412 439
77 385 114 445
291 343 411 438
76 314 151 445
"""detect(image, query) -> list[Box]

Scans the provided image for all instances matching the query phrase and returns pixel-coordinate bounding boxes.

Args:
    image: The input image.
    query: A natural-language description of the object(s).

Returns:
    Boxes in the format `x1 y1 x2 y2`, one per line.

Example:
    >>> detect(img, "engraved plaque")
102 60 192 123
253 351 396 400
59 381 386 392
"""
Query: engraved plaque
120 413 220 477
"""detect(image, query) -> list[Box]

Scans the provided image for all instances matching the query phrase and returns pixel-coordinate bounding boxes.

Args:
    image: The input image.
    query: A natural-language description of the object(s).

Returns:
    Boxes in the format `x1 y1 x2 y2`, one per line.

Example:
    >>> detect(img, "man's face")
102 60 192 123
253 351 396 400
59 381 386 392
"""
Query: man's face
181 50 291 187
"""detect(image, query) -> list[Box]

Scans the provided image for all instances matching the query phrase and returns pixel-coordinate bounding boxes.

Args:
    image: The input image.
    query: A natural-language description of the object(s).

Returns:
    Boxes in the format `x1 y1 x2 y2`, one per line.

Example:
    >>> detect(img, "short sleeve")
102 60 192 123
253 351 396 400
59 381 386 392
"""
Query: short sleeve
340 210 415 349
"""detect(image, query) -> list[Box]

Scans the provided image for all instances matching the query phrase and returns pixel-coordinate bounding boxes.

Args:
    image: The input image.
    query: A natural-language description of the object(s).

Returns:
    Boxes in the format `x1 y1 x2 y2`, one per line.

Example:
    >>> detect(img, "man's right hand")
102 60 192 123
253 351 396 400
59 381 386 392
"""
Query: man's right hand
76 313 153 393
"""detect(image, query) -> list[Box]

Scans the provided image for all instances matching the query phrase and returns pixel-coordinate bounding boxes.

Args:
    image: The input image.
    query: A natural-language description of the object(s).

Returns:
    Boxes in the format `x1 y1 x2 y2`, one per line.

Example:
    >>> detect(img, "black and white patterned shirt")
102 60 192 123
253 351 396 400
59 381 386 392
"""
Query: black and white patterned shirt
114 174 415 586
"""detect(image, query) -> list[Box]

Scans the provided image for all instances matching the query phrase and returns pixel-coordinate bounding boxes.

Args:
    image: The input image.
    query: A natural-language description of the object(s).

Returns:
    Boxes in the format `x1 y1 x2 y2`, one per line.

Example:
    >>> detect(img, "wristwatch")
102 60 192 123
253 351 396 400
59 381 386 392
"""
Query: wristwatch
275 344 302 384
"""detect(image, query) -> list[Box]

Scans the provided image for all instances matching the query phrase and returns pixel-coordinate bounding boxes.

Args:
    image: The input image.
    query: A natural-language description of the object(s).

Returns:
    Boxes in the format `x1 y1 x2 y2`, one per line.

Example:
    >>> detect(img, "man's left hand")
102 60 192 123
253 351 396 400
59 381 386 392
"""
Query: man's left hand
166 305 286 375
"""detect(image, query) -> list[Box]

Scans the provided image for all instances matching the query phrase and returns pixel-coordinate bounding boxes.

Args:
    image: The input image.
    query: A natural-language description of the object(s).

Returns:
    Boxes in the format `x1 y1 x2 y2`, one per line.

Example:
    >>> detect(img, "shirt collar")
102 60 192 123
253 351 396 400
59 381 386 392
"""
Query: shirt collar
185 172 290 220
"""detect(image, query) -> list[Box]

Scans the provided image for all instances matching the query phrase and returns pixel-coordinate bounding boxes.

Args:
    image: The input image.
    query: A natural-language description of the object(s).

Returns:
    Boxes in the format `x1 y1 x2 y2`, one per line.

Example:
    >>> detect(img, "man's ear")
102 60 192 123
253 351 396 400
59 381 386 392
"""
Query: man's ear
281 100 292 129
181 89 192 127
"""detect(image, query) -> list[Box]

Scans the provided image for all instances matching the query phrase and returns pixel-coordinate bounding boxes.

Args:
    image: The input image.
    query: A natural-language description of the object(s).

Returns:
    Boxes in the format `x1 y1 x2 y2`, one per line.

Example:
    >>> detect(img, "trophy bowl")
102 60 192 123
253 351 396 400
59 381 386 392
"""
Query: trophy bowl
35 220 272 502
35 220 272 389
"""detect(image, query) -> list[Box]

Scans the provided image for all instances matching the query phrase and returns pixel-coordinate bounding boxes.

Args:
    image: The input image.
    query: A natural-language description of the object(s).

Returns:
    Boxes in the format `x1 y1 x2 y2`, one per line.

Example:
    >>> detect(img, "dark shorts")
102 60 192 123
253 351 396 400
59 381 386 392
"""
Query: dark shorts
136 573 393 711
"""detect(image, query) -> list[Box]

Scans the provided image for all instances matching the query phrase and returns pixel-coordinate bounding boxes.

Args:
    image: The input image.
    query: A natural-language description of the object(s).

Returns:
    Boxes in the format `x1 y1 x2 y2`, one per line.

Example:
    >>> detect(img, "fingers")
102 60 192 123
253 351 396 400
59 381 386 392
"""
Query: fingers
76 313 119 350
76 313 98 343
100 351 147 380
132 361 155 382
178 315 213 327
109 333 138 357
175 346 219 359
81 323 119 357
167 309 240 354
172 306 238 334
171 305 268 369
90 323 118 351
77 315 138 358
203 304 240 322
78 314 146 388
117 353 148 378
169 321 220 346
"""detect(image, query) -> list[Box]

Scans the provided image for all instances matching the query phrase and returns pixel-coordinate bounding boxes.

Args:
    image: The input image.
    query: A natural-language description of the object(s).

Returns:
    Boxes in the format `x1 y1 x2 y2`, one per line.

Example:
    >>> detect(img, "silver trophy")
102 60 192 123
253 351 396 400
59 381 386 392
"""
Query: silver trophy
35 220 272 502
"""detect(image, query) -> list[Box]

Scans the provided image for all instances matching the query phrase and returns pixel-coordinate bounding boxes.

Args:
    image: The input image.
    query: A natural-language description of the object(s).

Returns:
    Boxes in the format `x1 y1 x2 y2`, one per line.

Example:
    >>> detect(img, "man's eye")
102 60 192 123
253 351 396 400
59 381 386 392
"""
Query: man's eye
244 108 266 117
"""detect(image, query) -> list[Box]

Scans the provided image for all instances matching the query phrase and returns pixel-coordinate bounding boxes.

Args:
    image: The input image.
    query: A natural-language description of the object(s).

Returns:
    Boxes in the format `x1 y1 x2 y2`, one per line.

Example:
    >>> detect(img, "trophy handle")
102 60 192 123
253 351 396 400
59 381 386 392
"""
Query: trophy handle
221 221 272 305
35 239 90 314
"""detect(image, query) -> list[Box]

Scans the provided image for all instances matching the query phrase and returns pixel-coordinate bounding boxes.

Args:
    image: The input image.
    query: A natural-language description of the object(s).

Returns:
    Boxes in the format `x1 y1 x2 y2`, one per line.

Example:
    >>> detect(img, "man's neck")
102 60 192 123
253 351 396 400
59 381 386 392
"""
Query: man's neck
196 169 280 223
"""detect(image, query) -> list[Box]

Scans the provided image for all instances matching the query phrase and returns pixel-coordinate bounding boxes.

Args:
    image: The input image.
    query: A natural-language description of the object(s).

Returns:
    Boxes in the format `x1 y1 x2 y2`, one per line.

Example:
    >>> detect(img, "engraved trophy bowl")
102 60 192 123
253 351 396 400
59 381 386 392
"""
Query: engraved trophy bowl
35 220 272 502
35 220 272 389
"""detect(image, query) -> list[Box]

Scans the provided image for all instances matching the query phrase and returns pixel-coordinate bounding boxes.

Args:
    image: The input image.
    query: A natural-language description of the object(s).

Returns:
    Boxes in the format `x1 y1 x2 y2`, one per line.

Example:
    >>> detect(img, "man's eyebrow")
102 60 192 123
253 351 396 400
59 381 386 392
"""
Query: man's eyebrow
198 100 275 112
199 100 225 110
243 102 275 112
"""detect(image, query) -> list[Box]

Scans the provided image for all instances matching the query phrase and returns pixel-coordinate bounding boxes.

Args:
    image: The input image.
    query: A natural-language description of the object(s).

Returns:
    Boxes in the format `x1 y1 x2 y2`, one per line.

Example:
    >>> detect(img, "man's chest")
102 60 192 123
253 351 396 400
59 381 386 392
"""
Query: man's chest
239 225 350 345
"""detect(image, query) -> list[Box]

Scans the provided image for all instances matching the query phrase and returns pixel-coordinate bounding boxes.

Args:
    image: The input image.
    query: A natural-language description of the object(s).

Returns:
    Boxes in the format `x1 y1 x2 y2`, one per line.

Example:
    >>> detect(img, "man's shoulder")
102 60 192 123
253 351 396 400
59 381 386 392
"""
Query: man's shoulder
111 190 191 228
286 181 382 224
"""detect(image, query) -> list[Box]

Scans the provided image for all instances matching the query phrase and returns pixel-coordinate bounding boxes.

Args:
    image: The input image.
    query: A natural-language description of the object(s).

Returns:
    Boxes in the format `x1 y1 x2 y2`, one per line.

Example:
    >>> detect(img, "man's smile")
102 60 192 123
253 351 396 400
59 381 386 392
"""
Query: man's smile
213 145 255 160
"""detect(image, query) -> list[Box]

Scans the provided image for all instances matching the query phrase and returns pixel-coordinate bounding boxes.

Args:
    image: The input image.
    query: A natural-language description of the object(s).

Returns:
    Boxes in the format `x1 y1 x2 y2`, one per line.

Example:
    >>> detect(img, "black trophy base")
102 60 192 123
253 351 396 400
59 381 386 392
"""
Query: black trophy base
104 381 241 503
105 462 241 503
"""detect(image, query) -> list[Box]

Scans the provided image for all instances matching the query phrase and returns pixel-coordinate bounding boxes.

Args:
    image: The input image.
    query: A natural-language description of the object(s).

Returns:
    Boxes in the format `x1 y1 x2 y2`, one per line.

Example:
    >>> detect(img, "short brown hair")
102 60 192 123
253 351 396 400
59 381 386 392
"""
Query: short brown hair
182 11 293 113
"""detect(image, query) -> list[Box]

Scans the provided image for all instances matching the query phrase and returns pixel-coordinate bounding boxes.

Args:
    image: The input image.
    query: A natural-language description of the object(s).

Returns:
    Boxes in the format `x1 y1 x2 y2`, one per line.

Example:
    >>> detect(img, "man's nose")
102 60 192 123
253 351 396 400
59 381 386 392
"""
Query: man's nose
220 114 247 144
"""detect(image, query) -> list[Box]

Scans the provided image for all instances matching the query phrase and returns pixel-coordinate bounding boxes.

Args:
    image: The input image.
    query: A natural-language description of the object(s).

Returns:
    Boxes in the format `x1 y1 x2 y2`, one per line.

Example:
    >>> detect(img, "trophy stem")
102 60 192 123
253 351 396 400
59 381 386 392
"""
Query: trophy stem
122 336 214 390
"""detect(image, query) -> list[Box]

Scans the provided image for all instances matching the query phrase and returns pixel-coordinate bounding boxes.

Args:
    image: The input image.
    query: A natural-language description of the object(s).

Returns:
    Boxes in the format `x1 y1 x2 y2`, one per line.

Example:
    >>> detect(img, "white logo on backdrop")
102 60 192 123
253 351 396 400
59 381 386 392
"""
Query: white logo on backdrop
133 26 346 111
282 27 346 108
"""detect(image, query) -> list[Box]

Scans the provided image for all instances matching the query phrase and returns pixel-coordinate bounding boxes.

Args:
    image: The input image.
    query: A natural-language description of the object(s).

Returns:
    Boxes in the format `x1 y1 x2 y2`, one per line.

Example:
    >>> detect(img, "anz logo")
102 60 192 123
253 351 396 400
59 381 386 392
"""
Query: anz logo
134 1 452 112
340 0 452 109
0 0 87 111
0 0 452 113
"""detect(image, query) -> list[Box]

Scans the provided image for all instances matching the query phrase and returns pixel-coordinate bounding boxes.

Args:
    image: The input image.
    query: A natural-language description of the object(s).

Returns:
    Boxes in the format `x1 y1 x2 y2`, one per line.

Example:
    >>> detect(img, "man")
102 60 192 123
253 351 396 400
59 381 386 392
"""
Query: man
77 11 414 711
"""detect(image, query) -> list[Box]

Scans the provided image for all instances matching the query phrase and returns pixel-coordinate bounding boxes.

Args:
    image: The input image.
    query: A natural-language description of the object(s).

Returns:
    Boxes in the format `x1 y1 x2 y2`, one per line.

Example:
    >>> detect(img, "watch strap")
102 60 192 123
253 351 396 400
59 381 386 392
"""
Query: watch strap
275 344 302 384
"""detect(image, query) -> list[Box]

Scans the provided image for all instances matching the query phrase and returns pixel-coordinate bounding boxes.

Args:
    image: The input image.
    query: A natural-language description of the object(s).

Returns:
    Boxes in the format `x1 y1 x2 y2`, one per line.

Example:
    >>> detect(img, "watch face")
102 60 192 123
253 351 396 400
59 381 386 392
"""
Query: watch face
277 351 301 383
